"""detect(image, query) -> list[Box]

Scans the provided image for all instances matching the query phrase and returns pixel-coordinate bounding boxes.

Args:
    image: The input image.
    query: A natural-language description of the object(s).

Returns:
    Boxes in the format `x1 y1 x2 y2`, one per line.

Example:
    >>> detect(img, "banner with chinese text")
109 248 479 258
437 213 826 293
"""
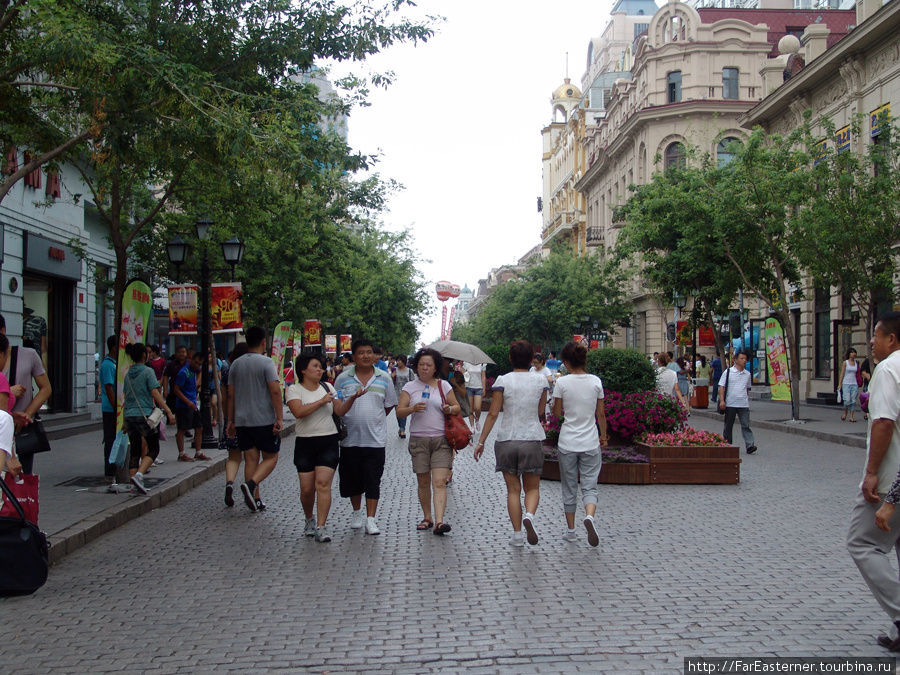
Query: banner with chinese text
117 279 153 431
304 319 322 348
340 334 352 353
270 321 293 390
698 324 716 347
765 317 791 402
325 335 337 355
210 283 243 333
168 285 198 334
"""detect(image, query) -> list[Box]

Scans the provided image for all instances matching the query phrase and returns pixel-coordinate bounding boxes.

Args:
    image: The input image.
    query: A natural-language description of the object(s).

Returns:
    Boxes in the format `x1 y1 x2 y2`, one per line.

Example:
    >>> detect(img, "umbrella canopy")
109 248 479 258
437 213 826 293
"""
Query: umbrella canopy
425 340 495 365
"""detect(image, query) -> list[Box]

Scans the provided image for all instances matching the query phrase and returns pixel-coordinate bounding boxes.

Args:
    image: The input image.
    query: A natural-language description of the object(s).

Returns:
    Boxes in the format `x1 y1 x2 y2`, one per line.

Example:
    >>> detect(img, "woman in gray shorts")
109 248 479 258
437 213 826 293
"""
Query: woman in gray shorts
474 340 548 547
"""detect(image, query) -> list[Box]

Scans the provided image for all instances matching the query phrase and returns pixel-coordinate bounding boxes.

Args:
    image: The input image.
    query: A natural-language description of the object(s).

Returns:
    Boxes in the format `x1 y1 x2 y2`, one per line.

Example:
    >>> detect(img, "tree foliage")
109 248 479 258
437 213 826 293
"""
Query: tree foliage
453 245 631 351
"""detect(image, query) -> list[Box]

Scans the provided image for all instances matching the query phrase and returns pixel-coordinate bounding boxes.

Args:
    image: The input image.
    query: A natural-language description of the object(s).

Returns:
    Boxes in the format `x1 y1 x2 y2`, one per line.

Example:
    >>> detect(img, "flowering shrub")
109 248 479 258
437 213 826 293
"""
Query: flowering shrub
638 427 730 447
602 446 648 464
542 413 563 445
604 390 687 442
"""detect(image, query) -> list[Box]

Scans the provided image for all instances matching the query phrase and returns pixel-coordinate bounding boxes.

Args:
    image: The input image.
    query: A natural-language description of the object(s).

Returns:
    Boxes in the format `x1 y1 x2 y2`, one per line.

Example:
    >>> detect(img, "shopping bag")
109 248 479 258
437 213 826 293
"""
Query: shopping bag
0 473 39 525
109 431 129 468
0 472 49 596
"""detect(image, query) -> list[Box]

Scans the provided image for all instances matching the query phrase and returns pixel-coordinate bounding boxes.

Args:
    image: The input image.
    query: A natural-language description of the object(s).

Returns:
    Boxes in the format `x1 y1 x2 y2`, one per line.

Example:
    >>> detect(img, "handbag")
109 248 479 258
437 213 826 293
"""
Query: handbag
0 471 49 596
717 367 730 415
320 384 347 441
126 370 164 430
109 430 129 467
0 473 39 525
8 346 52 455
438 382 472 450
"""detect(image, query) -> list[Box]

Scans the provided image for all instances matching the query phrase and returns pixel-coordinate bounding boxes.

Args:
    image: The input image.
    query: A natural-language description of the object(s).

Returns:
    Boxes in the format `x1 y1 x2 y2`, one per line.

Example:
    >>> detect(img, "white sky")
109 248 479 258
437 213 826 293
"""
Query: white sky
340 0 615 345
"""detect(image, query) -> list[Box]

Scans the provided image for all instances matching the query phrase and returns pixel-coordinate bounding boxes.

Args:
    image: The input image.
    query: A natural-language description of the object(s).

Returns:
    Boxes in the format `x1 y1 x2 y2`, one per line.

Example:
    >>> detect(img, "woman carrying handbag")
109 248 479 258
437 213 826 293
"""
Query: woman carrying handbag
123 343 175 495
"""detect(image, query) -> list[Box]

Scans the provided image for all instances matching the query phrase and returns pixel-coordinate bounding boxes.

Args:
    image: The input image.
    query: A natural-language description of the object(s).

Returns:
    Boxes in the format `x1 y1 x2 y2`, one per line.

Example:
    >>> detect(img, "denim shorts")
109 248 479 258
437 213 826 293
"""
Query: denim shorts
466 387 483 397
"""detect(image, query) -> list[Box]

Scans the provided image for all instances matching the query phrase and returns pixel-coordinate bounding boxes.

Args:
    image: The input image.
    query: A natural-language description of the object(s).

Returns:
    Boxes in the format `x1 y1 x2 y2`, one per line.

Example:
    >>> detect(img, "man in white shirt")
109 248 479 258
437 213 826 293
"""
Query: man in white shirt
847 312 900 651
717 350 756 454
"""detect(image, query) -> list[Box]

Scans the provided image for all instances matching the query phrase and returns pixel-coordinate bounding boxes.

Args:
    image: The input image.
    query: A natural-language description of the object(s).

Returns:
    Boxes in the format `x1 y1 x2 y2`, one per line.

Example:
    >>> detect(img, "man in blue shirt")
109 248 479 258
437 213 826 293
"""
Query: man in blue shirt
174 352 210 461
100 335 118 482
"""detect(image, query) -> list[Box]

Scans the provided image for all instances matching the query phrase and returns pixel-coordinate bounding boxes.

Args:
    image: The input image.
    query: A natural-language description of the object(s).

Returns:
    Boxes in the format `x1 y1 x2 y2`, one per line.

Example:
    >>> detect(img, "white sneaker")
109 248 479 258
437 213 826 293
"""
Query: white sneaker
350 509 365 529
130 473 148 495
303 518 316 537
522 513 538 546
365 516 381 535
152 458 164 466
584 515 599 547
510 532 525 547
315 526 331 543
563 529 578 542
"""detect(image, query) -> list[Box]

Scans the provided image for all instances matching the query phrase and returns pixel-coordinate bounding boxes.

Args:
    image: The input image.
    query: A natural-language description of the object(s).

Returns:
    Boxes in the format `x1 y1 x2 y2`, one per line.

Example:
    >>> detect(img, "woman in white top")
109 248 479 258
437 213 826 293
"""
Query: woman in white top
838 347 860 422
392 355 412 439
551 341 608 548
396 348 462 536
463 361 487 432
655 353 687 409
474 340 549 547
286 354 340 543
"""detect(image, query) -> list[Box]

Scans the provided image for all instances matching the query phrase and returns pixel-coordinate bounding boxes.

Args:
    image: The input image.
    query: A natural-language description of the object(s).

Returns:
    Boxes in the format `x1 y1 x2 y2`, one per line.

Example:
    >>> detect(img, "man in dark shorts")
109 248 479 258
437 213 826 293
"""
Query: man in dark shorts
174 352 210 461
226 326 283 512
162 345 188 438
333 339 398 535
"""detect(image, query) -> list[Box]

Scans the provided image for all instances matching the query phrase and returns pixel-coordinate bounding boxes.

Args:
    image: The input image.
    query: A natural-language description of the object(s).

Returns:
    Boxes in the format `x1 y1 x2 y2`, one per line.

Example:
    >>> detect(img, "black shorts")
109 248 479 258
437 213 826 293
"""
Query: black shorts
236 424 279 454
293 434 340 473
338 446 385 500
176 407 201 431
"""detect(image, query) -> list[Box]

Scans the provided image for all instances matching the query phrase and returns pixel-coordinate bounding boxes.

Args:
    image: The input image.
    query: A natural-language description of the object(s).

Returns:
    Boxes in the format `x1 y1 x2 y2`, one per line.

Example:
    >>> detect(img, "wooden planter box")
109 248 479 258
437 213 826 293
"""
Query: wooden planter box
635 442 741 485
541 458 651 484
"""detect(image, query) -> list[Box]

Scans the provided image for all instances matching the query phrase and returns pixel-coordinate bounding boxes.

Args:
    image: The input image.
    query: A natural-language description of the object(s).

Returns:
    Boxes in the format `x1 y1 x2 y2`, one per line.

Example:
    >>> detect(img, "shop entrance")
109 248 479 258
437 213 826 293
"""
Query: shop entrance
22 274 74 412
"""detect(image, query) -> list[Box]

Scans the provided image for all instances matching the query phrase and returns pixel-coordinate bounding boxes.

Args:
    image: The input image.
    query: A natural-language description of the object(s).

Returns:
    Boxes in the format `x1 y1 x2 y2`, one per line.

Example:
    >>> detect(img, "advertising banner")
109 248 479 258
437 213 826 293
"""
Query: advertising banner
765 317 791 402
325 334 337 355
117 279 154 431
210 283 243 333
573 334 586 345
168 285 198 335
292 329 303 361
676 320 692 346
698 324 716 347
271 321 293 389
446 306 456 340
441 305 448 340
340 334 352 353
304 319 322 348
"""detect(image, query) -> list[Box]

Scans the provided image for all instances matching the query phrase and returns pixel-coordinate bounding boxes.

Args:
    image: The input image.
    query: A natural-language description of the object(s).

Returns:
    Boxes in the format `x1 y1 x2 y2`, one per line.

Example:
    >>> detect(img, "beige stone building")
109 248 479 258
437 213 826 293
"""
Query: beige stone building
741 0 900 400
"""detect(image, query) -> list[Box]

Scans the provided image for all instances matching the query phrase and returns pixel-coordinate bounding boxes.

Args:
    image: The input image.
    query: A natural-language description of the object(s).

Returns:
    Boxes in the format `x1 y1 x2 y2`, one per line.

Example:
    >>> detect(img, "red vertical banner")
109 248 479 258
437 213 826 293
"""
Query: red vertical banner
304 319 322 348
168 285 199 334
676 320 692 346
210 282 243 333
441 305 448 340
340 334 352 353
446 306 456 339
698 324 715 347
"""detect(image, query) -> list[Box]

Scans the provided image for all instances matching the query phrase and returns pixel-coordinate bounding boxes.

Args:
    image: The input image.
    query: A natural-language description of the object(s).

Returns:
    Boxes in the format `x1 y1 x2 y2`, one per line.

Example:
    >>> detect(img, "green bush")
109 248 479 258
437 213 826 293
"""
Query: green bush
483 343 513 379
586 347 656 393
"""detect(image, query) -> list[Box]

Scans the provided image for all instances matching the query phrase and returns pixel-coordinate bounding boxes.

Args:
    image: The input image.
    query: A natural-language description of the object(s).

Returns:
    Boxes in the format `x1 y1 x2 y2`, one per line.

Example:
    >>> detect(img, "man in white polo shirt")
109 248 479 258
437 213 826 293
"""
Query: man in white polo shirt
717 350 757 455
334 339 398 536
848 312 900 651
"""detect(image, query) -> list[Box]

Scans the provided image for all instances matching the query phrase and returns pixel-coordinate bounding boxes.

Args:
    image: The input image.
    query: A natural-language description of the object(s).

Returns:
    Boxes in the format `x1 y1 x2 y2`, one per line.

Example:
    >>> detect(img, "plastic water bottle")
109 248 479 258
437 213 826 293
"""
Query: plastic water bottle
421 385 430 401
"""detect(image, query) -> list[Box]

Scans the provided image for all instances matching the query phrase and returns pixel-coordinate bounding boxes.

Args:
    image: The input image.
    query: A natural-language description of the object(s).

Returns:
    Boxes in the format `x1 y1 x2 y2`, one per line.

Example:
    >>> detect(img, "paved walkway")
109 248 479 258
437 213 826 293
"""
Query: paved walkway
0 409 891 673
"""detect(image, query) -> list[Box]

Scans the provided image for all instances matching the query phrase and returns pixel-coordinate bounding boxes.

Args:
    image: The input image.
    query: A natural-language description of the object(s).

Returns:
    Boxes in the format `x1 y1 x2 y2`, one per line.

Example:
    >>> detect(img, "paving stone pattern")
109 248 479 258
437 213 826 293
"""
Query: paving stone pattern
0 414 892 673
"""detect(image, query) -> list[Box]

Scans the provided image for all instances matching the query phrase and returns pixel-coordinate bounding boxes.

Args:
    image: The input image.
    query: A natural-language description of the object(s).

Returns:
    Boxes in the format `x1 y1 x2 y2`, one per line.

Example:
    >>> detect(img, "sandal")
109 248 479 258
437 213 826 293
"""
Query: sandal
416 519 433 531
433 522 452 535
177 454 195 462
193 452 212 461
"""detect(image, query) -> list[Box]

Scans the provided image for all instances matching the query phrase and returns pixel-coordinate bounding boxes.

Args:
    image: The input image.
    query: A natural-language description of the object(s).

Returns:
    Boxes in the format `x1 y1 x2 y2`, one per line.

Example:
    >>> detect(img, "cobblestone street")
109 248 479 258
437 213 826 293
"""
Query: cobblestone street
0 414 892 673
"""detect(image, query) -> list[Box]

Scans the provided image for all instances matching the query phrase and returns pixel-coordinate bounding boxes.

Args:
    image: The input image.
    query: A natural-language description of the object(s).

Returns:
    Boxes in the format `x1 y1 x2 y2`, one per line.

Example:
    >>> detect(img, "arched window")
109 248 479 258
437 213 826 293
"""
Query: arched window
717 137 740 168
664 142 685 170
553 106 567 123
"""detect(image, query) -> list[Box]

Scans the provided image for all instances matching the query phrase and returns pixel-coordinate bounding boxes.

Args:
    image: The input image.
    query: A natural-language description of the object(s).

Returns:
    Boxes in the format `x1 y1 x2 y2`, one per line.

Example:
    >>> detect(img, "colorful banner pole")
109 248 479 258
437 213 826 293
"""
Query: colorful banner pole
765 317 791 402
441 304 448 340
270 321 293 391
446 305 456 340
117 279 154 431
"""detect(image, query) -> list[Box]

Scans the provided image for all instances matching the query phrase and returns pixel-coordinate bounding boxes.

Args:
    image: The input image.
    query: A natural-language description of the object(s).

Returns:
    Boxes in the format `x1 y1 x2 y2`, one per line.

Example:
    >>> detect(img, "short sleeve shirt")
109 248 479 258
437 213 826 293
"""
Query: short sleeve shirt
3 346 45 413
719 366 752 408
228 353 279 427
174 365 198 408
552 373 604 453
464 362 485 389
123 364 160 418
402 379 453 438
492 371 548 442
286 382 338 438
0 372 12 412
100 356 117 413
656 367 678 396
335 366 398 448
865 349 900 494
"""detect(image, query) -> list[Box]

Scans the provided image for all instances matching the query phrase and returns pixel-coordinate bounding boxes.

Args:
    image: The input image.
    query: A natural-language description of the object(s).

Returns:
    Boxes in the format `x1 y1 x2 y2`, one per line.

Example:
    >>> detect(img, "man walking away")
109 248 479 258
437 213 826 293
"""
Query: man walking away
847 312 900 650
227 326 283 513
717 350 757 455
333 339 398 535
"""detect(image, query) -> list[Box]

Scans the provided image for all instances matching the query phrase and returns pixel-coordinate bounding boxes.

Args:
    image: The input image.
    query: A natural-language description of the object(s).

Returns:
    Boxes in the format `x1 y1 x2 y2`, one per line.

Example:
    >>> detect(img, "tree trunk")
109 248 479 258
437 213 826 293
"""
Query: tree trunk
778 307 802 421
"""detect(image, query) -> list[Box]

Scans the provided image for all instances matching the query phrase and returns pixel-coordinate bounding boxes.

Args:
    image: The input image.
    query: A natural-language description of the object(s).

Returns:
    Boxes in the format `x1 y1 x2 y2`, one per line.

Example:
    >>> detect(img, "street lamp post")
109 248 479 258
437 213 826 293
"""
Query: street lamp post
673 291 687 359
167 218 244 450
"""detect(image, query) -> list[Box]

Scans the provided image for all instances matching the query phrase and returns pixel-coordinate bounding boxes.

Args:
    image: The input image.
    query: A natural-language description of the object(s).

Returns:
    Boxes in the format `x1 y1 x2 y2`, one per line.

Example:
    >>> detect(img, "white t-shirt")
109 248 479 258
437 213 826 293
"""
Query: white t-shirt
719 366 752 408
286 382 338 438
552 373 605 453
492 371 548 442
464 362 485 390
530 366 552 381
655 367 678 396
402 379 453 437
864 349 900 494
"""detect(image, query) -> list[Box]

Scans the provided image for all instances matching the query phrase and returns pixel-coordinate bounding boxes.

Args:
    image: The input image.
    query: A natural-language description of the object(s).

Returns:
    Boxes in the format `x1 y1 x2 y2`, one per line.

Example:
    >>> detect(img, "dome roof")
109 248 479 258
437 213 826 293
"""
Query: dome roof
552 78 582 101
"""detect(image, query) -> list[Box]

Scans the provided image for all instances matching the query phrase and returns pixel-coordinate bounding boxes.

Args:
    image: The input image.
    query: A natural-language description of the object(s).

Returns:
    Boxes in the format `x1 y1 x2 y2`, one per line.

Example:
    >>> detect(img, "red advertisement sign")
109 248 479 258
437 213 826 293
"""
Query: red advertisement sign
676 320 692 346
304 319 322 347
698 324 715 347
210 283 243 333
340 334 352 353
168 285 199 335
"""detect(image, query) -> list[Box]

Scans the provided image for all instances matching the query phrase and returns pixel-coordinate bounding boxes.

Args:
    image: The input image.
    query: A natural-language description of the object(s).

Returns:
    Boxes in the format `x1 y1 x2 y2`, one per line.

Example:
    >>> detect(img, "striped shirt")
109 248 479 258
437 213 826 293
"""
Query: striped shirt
334 366 398 448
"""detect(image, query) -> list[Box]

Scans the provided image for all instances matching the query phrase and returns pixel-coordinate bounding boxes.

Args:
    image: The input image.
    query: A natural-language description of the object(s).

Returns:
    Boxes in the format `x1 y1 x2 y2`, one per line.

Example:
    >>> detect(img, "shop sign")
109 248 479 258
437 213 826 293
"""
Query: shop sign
24 233 81 280
835 125 851 153
870 103 890 138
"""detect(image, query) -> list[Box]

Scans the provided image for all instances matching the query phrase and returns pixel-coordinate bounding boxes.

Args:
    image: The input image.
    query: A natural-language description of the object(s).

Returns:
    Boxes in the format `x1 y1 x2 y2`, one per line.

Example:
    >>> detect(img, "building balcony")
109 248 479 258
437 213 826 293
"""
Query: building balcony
586 226 604 246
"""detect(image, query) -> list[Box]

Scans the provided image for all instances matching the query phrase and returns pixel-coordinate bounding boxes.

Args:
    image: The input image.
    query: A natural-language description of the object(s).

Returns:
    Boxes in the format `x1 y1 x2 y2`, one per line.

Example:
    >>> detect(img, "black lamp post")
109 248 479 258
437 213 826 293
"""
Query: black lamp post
673 291 687 359
167 218 244 450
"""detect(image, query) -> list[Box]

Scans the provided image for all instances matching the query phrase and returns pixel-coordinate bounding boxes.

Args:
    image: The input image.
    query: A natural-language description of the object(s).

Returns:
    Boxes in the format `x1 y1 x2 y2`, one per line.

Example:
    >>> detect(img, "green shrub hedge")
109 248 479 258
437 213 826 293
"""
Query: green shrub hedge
586 347 656 393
